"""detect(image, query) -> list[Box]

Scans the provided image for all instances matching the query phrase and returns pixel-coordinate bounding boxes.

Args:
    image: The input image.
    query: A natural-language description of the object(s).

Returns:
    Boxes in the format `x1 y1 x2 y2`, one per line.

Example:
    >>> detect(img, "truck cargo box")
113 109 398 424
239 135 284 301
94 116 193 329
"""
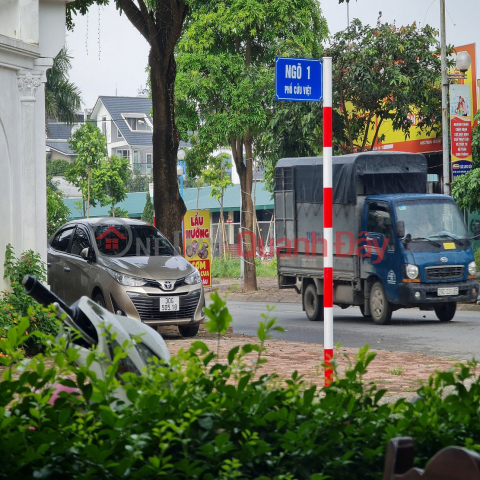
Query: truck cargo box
275 152 427 280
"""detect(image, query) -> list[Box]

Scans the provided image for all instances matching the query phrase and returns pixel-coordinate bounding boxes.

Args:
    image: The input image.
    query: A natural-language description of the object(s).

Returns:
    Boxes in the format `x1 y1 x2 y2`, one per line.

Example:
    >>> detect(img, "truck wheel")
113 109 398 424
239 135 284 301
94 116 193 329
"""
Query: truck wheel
359 304 371 319
304 284 324 322
434 302 456 322
369 282 392 325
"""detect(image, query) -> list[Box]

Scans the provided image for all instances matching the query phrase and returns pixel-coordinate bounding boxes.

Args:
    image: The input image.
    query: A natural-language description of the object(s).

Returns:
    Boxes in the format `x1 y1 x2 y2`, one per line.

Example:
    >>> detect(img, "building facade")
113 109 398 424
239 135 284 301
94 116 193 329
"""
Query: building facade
0 0 70 289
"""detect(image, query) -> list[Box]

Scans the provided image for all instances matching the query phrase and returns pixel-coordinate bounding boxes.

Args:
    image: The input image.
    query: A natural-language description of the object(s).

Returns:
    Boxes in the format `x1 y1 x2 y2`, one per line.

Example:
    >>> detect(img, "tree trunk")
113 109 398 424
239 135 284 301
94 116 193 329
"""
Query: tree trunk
232 130 257 292
149 50 186 245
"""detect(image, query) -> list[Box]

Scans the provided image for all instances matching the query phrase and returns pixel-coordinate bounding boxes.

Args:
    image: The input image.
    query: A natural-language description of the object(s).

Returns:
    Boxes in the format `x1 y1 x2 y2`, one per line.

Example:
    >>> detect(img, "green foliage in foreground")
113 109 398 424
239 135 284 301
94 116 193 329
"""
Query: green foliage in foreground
1 292 480 478
0 245 58 356
212 256 277 278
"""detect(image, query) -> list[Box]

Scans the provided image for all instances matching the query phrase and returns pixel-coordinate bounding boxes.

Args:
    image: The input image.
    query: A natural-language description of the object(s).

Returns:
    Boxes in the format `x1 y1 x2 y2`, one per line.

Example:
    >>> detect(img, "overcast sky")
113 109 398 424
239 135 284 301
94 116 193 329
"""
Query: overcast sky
66 0 480 109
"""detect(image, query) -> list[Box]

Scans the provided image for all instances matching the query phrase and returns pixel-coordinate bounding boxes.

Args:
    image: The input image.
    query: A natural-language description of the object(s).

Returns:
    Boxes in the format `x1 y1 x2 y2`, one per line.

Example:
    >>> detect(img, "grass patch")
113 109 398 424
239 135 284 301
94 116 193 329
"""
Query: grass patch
212 256 277 278
388 366 404 376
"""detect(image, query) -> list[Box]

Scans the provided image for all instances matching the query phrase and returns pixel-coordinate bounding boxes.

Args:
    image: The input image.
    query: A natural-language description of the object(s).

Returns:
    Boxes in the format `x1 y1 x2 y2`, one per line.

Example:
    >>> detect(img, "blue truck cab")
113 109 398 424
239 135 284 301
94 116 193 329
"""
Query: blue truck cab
275 152 479 325
360 193 478 323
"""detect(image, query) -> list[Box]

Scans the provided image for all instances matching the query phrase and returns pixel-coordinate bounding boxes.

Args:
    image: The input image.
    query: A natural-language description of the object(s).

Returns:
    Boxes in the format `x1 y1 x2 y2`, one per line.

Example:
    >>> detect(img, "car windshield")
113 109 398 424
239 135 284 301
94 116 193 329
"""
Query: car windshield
94 225 176 257
395 199 467 241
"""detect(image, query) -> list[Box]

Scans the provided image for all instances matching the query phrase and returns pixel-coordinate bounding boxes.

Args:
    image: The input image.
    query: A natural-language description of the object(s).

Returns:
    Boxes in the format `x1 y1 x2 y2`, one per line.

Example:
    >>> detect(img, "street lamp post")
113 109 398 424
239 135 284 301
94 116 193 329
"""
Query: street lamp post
440 0 450 195
440 1 472 196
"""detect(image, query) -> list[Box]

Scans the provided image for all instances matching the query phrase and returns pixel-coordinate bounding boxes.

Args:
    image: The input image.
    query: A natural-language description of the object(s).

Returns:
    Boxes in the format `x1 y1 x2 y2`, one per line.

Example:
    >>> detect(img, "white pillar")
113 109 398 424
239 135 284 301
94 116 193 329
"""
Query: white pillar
17 69 43 255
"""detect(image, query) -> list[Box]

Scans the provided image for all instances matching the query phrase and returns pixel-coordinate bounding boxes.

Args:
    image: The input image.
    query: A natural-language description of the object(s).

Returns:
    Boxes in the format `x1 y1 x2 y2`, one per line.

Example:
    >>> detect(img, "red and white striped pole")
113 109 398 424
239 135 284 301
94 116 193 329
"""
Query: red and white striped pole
323 57 333 386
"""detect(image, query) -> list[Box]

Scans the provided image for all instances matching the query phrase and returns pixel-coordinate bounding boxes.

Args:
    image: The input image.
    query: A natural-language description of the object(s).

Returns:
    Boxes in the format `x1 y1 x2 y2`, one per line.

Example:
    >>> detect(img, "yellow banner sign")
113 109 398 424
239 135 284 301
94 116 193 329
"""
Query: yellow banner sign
183 210 212 287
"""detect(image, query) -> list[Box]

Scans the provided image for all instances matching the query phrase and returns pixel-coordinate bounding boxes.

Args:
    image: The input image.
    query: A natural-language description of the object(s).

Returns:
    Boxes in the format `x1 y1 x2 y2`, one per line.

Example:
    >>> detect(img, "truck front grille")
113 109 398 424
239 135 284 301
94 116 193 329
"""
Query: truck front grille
129 290 201 322
425 265 464 280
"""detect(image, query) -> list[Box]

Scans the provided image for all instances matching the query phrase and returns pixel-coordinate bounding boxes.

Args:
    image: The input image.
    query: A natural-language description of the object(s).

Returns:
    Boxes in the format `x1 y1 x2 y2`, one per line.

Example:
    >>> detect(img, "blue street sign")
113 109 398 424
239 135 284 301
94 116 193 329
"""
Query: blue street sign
275 57 323 102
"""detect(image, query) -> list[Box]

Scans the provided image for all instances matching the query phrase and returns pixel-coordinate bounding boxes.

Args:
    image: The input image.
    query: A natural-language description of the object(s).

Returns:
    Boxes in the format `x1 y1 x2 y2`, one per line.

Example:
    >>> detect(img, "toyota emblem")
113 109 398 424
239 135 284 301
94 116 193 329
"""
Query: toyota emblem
163 281 173 290
440 257 448 263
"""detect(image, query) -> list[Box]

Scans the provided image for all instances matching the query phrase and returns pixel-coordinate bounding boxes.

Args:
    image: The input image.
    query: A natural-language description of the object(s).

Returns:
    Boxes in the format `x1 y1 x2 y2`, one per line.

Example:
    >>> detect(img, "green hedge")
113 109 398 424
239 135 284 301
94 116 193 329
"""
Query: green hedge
0 293 480 478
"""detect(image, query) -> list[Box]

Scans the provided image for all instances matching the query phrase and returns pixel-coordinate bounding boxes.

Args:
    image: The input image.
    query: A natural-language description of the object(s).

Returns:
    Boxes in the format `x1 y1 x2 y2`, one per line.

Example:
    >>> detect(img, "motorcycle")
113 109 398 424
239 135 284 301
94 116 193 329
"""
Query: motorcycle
22 275 171 403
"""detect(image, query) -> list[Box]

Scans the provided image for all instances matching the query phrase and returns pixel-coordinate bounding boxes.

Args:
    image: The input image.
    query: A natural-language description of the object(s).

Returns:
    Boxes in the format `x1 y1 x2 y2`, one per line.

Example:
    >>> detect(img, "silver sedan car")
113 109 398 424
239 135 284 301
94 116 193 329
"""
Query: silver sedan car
47 218 205 337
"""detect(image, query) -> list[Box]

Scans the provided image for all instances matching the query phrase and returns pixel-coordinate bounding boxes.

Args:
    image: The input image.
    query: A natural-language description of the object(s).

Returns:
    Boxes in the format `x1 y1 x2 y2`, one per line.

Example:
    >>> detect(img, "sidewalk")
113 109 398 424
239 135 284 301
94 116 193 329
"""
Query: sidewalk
158 277 475 401
161 324 456 402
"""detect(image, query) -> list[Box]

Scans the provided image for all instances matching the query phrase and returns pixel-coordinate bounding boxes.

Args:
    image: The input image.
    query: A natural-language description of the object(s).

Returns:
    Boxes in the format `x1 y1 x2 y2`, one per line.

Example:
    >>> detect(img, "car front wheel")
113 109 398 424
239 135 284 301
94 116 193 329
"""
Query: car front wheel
93 292 106 309
178 323 200 337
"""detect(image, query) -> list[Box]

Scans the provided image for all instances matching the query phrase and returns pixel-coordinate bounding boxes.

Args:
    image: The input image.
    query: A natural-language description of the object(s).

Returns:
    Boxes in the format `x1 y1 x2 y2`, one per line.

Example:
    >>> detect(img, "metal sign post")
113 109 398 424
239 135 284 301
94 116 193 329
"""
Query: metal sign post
322 57 333 386
275 56 333 386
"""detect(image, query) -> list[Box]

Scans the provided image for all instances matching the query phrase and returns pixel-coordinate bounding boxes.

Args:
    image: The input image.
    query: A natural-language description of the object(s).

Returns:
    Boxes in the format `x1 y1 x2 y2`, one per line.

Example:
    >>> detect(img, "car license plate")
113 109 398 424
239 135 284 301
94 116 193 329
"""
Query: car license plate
160 297 179 311
437 287 459 296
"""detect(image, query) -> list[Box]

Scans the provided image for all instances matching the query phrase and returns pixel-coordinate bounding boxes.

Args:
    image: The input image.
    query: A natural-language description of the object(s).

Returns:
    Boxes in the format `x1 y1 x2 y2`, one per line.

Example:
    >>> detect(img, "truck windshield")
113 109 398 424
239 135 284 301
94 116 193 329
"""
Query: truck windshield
395 199 467 242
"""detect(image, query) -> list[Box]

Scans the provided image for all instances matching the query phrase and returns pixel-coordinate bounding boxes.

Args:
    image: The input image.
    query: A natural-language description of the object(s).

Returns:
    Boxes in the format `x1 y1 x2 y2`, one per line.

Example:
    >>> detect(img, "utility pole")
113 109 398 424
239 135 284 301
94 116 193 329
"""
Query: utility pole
440 0 450 195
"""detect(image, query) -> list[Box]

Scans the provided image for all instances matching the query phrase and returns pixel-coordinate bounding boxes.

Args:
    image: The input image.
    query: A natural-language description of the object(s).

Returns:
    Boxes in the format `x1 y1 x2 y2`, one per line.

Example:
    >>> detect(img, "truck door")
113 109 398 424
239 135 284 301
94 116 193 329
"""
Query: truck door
363 201 401 302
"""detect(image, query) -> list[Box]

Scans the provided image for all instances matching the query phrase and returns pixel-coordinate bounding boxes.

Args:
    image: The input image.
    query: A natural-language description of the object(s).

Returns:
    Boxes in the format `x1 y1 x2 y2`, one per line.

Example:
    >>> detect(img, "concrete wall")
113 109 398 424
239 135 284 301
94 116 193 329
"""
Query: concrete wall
0 0 69 290
0 0 39 44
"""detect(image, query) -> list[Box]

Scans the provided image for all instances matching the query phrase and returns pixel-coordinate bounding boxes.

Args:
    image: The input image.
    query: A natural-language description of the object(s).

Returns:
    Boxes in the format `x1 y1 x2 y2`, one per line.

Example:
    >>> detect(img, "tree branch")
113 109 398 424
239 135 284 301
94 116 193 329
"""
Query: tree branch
115 0 149 42
361 111 374 152
369 116 384 151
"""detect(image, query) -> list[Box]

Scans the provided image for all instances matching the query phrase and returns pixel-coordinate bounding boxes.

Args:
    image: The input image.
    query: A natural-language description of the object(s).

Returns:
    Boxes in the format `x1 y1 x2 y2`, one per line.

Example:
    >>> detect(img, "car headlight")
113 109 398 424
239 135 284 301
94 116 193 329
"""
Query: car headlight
106 268 147 287
405 264 419 280
468 261 477 276
184 269 201 285
135 342 159 363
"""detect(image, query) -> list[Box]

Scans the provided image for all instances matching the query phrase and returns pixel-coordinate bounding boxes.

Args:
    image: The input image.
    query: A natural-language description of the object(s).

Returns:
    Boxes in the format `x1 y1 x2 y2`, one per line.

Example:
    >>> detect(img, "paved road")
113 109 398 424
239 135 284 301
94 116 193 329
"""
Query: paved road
225 301 480 360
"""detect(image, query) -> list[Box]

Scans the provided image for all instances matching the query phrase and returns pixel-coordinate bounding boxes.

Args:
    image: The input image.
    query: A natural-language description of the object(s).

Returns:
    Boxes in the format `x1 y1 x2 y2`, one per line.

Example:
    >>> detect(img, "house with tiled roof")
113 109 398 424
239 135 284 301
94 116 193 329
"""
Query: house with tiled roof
89 95 190 176
46 122 80 162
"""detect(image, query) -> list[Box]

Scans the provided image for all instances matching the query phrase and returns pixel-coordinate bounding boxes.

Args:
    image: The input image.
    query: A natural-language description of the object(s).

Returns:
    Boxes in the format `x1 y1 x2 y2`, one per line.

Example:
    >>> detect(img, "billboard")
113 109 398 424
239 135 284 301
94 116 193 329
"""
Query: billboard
450 84 473 179
371 43 477 154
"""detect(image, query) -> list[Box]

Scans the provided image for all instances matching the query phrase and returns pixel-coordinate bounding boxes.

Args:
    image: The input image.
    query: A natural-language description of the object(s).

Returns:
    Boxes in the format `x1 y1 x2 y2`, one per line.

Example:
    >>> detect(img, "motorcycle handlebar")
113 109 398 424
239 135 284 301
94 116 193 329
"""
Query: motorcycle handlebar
22 275 74 319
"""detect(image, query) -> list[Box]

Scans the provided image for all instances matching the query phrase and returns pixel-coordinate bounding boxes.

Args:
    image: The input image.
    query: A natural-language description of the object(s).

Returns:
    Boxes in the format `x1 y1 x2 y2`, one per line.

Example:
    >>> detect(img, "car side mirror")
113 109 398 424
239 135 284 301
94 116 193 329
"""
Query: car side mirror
80 247 95 262
396 221 405 238
175 246 182 255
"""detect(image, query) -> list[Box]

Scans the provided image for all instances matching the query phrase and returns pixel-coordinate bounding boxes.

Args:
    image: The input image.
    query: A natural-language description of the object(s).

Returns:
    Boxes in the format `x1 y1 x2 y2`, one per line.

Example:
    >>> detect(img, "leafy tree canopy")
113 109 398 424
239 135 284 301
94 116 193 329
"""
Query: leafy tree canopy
176 0 327 290
327 19 452 153
45 46 82 124
66 121 108 216
91 155 131 216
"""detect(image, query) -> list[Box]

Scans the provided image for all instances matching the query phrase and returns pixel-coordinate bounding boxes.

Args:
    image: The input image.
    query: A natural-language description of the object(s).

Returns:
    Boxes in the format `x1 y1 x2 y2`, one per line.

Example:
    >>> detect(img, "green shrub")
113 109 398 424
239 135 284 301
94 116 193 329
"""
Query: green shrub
212 255 277 278
1 292 480 478
0 245 58 355
47 185 70 238
475 247 480 271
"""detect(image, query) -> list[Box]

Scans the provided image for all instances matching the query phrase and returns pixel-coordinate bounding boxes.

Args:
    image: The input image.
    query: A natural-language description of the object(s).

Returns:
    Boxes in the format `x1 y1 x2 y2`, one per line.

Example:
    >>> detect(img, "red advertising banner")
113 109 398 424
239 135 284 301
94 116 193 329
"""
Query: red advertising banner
451 116 472 159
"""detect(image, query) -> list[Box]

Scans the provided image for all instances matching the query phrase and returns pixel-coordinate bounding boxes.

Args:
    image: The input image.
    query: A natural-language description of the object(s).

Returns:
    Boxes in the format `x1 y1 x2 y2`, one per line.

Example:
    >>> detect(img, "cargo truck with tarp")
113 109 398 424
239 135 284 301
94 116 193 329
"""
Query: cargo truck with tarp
274 151 479 324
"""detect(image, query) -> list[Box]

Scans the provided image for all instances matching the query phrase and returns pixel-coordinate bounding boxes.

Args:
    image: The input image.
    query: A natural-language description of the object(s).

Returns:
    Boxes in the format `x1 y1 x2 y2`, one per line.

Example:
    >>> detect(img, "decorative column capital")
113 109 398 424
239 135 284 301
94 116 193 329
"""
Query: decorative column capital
17 70 43 101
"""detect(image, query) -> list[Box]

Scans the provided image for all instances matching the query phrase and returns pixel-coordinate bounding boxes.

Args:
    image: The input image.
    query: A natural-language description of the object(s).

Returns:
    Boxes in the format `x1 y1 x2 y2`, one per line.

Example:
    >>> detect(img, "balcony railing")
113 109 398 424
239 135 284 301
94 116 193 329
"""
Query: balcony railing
132 163 153 176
